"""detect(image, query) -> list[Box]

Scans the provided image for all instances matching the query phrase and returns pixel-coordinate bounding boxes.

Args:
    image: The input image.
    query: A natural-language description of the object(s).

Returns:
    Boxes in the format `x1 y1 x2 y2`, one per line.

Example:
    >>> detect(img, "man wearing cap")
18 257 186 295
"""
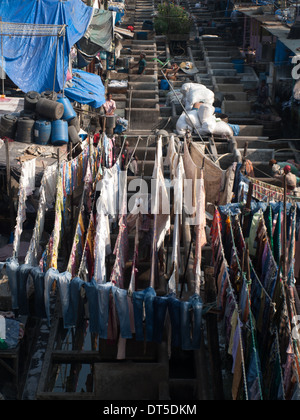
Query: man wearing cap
273 164 300 191
269 159 300 177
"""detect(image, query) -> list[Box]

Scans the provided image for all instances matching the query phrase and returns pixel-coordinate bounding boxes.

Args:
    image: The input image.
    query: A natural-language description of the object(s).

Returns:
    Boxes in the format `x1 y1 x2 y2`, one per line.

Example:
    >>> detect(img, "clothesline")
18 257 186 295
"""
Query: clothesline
213 208 250 400
227 210 263 400
213 198 300 399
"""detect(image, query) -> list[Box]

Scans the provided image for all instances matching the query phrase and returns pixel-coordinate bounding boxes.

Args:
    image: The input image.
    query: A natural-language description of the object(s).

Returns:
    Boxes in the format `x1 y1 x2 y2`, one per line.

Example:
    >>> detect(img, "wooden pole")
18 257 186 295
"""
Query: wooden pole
128 86 133 132
0 17 5 97
69 142 74 239
283 174 288 282
5 140 14 236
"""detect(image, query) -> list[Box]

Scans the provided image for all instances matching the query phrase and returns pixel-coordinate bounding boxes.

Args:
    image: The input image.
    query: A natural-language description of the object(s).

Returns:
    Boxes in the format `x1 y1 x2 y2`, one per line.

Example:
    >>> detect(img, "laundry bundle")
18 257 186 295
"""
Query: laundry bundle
176 105 234 137
180 83 215 110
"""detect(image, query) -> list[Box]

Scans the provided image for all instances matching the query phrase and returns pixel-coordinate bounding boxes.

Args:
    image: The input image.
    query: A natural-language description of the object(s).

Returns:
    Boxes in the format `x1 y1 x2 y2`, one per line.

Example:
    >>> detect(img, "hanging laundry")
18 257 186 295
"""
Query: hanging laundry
110 171 129 289
25 163 57 267
193 168 207 295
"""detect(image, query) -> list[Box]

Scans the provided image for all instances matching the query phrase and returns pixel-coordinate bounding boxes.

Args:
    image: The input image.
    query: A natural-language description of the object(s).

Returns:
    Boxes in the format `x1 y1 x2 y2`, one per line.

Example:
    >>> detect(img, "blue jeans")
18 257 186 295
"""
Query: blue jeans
44 268 72 326
84 279 132 339
133 287 156 342
83 279 101 334
111 285 132 339
55 271 73 329
152 294 181 347
30 267 46 318
180 294 203 350
5 257 19 310
18 264 33 315
68 277 85 328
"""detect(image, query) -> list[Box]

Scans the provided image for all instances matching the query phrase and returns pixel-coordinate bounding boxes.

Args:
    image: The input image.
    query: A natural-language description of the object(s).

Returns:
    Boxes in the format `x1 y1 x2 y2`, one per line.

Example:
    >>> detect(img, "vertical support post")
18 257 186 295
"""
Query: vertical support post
52 34 60 97
69 142 74 239
283 174 287 282
5 140 14 236
0 17 5 97
62 29 65 98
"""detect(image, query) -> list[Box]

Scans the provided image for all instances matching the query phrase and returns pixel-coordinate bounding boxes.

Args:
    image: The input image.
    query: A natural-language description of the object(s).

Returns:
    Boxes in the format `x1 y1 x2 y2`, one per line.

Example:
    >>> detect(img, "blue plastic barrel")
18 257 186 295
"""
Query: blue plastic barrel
57 96 77 121
160 79 169 90
34 120 52 145
232 59 244 73
51 120 69 146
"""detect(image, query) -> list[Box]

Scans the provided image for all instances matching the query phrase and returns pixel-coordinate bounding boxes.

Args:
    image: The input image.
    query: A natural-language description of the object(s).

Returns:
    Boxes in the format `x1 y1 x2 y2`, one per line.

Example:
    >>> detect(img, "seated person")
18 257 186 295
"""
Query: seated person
164 63 180 81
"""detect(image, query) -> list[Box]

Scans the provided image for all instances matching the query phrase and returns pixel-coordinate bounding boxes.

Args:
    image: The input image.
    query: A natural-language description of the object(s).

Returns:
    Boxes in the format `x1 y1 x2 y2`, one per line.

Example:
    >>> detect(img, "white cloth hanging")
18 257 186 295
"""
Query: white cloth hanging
22 158 36 196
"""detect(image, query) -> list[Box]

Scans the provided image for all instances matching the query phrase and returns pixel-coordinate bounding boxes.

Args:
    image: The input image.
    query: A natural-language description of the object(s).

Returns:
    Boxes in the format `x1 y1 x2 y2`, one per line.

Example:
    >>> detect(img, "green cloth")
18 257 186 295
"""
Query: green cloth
0 338 8 350
86 10 114 52
277 162 299 176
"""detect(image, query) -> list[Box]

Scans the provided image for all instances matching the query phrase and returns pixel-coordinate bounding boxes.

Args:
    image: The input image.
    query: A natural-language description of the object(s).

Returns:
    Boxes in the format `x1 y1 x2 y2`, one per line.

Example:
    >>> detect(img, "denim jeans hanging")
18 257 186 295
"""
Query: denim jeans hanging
55 271 73 329
68 277 85 328
44 268 72 326
84 279 101 334
152 294 182 347
133 287 156 342
30 266 46 318
111 286 132 339
180 294 203 351
5 257 19 310
18 264 34 315
84 279 132 339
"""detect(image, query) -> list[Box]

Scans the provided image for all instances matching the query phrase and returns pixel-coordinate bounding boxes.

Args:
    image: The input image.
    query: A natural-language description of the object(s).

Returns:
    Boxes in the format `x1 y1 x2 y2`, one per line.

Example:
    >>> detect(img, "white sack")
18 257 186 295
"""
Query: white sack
186 110 202 130
176 112 193 136
202 116 217 134
183 84 215 110
198 103 215 124
212 120 234 137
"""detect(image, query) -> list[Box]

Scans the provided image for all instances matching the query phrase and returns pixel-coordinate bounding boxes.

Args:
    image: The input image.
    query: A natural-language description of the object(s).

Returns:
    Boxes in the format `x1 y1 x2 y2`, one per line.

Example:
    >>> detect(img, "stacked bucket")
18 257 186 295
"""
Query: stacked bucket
0 90 81 146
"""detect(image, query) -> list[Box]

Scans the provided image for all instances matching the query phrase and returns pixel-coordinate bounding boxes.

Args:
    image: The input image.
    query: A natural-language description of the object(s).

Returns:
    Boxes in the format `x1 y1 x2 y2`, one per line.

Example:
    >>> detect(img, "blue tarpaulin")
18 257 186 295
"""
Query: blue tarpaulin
0 0 93 93
64 69 105 109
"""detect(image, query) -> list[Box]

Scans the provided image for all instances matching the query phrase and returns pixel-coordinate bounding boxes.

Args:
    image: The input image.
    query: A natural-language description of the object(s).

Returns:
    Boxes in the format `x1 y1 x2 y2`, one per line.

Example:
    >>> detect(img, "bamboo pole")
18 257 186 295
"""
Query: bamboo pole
0 17 5 97
282 174 288 282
